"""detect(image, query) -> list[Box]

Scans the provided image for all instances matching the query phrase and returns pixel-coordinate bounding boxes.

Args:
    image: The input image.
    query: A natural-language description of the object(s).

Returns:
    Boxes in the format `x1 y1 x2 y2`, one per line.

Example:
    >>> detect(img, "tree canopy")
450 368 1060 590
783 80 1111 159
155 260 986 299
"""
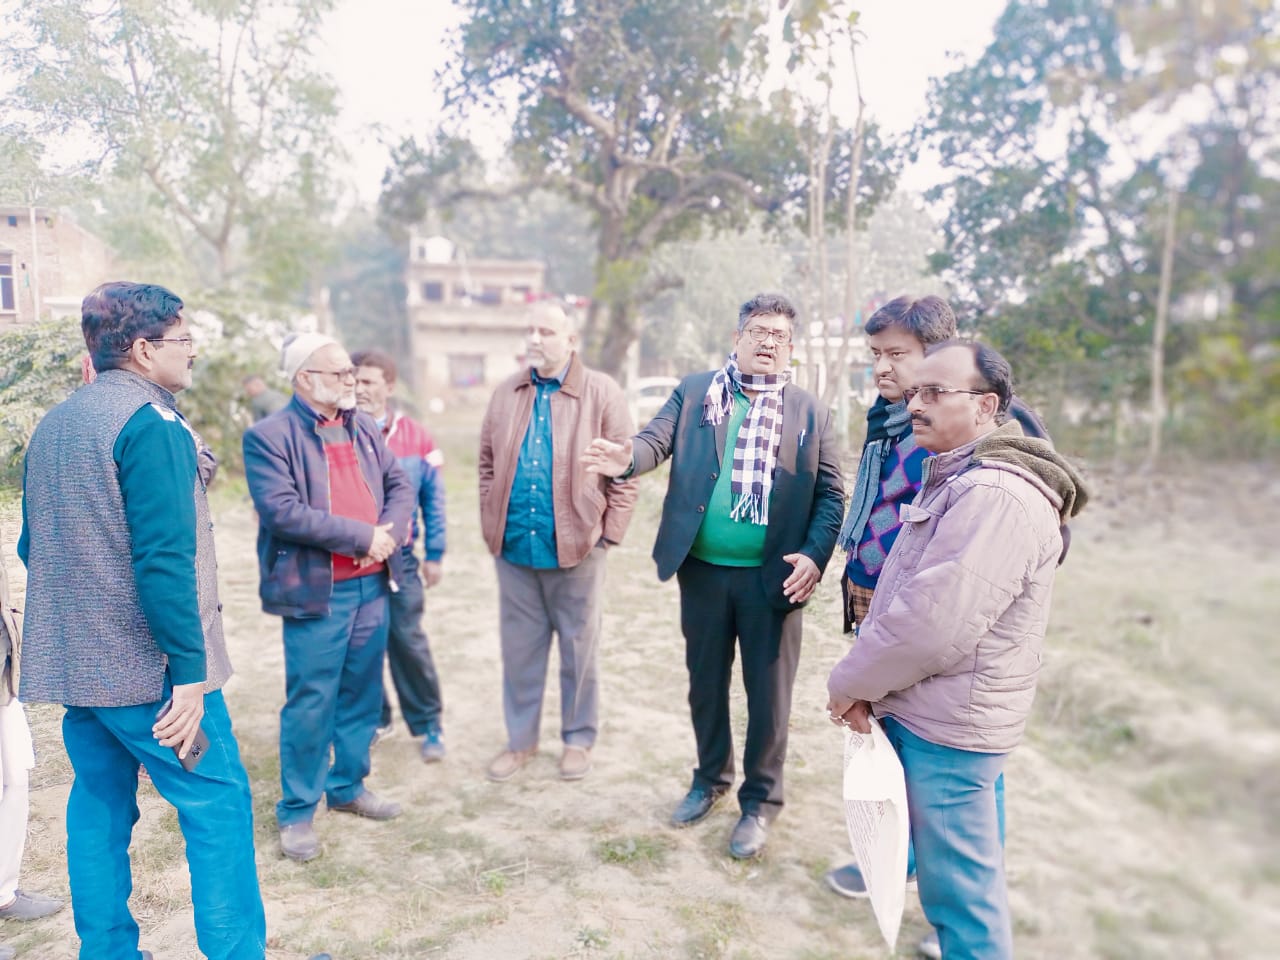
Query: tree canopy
380 0 896 375
2 0 343 299
915 0 1279 456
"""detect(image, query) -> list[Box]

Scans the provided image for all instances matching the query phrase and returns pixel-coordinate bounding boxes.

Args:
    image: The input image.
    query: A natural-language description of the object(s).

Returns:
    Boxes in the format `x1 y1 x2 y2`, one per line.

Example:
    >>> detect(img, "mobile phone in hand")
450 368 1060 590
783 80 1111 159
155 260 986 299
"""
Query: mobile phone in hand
155 698 210 773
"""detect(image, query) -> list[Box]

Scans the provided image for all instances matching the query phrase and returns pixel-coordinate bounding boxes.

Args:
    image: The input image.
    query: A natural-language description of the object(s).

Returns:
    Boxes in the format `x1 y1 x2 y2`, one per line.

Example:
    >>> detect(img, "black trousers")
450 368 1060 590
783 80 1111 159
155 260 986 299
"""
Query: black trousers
675 556 802 821
380 550 443 734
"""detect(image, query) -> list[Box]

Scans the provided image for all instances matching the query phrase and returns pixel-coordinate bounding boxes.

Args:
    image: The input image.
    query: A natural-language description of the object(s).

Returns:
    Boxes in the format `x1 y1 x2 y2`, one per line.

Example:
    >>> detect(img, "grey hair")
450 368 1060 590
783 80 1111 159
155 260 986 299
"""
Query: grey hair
737 292 797 333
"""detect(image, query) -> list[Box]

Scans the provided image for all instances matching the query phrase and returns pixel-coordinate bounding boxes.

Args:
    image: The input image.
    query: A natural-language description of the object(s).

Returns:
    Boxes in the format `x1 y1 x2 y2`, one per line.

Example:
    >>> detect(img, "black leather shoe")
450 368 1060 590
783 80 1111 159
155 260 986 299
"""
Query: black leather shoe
670 786 726 827
728 813 769 859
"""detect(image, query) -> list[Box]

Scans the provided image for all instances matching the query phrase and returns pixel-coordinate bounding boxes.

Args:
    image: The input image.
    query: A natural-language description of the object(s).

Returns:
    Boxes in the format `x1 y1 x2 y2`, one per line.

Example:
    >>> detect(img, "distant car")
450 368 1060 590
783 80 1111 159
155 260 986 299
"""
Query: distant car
631 376 680 428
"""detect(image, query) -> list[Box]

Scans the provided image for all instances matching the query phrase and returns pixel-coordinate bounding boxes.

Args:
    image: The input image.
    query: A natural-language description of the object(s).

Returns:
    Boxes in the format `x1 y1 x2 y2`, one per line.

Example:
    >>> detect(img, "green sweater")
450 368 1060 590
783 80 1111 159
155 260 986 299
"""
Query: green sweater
112 403 206 684
689 391 767 566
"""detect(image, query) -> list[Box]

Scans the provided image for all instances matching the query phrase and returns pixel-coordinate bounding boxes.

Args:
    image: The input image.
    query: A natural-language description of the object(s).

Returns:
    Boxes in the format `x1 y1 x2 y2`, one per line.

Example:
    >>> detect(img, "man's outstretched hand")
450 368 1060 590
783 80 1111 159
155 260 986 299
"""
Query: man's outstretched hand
581 437 634 478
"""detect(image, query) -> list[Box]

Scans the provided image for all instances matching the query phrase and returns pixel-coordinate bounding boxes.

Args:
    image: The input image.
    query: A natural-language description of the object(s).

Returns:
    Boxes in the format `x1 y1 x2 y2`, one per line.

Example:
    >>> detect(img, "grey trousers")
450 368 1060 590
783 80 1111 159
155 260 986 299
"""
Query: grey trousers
494 546 607 751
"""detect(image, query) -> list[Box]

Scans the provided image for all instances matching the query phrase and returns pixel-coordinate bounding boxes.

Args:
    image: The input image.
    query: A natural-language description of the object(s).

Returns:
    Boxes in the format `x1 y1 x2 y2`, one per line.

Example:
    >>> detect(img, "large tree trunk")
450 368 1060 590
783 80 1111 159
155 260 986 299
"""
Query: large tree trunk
594 299 633 378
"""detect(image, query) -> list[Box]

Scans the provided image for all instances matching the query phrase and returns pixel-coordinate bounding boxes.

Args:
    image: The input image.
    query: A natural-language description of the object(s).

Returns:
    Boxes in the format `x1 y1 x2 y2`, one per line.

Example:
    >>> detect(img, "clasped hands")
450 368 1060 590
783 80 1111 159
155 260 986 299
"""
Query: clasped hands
355 522 397 568
826 697 873 734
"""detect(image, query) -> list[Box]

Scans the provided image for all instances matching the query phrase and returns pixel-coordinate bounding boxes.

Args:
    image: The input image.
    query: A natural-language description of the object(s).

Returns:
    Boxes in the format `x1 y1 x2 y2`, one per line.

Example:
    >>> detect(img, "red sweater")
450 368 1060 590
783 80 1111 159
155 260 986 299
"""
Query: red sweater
321 418 384 581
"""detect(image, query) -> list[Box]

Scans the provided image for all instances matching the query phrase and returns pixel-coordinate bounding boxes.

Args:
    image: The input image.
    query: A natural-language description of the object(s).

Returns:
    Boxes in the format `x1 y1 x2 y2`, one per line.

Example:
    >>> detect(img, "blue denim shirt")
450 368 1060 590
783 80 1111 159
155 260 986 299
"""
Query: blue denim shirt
501 366 566 569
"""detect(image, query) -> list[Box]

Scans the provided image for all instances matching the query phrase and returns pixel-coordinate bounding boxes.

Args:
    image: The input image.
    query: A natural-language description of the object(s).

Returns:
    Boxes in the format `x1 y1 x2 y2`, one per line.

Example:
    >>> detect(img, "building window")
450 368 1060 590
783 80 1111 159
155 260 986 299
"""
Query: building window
479 285 503 305
447 353 485 388
5 216 16 228
0 255 14 312
423 281 444 302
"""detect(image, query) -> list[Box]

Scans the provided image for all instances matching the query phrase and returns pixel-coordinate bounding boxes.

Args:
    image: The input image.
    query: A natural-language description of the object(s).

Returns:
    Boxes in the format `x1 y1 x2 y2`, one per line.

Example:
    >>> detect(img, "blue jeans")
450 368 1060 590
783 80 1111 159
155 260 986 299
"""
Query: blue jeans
903 773 1006 877
278 573 389 825
882 716 1012 960
62 689 266 960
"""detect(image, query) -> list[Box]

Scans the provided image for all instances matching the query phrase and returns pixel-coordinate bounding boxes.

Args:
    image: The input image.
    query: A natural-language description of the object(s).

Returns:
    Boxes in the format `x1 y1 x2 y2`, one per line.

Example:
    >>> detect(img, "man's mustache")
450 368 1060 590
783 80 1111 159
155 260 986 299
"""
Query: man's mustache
911 415 931 427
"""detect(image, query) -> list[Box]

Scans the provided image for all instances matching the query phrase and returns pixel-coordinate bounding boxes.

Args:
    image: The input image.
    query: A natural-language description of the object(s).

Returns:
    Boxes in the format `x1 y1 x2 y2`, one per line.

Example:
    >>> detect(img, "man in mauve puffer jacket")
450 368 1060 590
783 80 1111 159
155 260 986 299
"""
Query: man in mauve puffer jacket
827 340 1088 960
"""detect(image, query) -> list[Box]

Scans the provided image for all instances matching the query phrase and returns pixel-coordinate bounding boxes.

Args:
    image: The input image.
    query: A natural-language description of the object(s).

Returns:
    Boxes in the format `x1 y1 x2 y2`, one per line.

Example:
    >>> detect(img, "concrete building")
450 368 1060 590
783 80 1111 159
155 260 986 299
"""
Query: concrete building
405 232 548 403
0 206 115 327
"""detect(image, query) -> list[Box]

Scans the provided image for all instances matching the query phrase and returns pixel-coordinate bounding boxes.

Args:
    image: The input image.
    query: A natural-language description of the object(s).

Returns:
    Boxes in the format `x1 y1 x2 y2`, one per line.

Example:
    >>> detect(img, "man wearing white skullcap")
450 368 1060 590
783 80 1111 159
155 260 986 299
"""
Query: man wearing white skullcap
243 331 415 863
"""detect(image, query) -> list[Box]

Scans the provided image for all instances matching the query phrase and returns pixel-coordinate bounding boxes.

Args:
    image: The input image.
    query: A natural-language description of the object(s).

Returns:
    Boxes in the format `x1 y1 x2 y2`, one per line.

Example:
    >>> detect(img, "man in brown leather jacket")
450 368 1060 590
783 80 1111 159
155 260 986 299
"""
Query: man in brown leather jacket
478 302 638 783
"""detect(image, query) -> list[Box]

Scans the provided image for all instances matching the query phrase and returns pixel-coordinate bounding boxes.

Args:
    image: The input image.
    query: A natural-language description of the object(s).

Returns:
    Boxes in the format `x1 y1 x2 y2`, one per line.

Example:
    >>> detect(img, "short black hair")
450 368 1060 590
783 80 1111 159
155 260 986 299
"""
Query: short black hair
864 295 956 345
926 339 1013 416
737 292 797 332
350 348 398 385
82 282 184 373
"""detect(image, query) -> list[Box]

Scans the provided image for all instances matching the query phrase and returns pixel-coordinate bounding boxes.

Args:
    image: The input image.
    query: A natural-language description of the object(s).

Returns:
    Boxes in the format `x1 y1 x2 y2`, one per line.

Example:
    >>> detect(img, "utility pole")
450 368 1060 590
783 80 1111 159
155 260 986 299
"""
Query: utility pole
27 183 42 323
1148 184 1179 469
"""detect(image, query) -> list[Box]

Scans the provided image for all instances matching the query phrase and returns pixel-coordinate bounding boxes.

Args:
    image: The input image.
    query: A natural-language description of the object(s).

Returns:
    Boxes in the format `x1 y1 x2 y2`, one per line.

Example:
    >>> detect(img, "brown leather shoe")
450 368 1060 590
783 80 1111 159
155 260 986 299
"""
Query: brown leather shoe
558 744 592 781
328 790 401 820
486 747 536 782
279 822 321 861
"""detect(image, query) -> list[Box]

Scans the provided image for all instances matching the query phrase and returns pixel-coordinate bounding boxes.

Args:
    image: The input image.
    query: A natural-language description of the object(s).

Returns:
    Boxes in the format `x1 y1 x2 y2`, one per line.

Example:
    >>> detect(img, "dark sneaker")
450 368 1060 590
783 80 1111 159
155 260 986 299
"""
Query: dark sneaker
0 889 65 920
918 929 941 959
420 724 446 763
670 787 727 827
825 862 917 898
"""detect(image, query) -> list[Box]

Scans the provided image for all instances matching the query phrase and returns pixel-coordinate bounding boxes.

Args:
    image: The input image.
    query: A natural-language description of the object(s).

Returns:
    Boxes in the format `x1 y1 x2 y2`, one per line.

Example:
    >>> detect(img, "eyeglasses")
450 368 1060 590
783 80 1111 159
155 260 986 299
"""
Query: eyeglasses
144 336 195 351
902 385 992 405
743 326 792 346
305 367 357 381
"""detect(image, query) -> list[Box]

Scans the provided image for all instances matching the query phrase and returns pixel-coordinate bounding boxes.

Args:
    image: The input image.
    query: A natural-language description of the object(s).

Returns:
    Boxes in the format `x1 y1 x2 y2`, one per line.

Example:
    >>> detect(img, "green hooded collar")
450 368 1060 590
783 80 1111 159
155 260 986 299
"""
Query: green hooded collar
972 420 1089 523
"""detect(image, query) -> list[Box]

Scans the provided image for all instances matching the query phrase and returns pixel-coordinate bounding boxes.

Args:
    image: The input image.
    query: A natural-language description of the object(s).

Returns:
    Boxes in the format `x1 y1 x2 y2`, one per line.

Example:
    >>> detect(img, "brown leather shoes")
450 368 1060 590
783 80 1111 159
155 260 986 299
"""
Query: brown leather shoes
558 744 592 781
486 747 536 782
279 822 321 861
328 790 401 820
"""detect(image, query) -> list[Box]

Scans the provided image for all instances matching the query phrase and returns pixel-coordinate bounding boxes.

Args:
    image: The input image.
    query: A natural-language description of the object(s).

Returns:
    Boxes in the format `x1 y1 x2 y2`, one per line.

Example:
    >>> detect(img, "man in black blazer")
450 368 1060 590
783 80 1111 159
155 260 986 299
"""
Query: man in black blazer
583 292 844 859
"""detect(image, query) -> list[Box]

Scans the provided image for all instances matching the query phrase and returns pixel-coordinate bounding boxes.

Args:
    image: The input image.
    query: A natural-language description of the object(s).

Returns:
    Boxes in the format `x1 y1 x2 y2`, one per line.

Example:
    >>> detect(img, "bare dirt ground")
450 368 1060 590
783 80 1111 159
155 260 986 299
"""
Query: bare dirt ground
3 416 1278 960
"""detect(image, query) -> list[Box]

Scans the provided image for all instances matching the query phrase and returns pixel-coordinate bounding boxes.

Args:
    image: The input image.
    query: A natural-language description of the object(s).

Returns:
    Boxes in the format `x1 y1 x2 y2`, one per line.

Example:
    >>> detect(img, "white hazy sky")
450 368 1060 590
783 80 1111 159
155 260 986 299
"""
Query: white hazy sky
319 0 1007 202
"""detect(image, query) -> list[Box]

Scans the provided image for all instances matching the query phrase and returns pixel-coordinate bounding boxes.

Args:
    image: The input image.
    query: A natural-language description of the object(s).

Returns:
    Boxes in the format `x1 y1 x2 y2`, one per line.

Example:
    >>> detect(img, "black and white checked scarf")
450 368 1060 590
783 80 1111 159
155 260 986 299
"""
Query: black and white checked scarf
702 353 790 524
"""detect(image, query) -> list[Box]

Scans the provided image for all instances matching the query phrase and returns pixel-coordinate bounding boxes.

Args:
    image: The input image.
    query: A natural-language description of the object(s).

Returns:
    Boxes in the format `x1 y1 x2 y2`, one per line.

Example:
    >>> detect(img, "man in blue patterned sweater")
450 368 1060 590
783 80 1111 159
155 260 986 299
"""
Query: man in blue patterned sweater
19 283 330 960
836 296 957 638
